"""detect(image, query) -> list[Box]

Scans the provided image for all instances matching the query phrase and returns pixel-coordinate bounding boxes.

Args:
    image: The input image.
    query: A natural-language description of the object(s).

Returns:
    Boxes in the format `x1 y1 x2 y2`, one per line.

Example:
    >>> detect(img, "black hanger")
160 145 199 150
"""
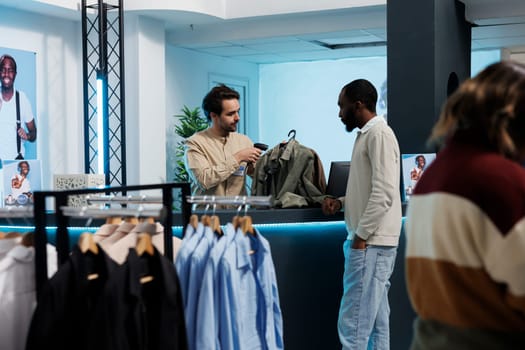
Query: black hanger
288 129 296 141
280 129 297 149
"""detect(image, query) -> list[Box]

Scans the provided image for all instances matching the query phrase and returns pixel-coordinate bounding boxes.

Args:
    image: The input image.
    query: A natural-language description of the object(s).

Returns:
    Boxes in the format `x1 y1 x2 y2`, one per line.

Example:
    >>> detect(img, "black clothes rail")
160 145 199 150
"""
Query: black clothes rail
32 182 191 298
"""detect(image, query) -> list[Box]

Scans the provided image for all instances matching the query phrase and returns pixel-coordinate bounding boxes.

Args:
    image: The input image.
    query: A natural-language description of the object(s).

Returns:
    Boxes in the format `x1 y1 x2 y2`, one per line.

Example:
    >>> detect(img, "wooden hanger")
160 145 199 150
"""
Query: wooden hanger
210 215 223 236
0 232 4 239
139 217 155 224
78 232 99 255
106 216 122 225
241 216 256 255
136 232 154 257
189 214 199 229
201 214 211 227
136 233 155 284
124 217 140 225
232 215 244 230
241 215 255 236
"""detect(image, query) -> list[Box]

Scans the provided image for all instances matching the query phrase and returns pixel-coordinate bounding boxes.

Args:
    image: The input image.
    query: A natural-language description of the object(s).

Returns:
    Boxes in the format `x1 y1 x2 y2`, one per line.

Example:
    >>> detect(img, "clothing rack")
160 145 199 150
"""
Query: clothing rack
59 206 164 219
0 206 34 218
186 195 273 208
85 194 165 205
33 182 191 298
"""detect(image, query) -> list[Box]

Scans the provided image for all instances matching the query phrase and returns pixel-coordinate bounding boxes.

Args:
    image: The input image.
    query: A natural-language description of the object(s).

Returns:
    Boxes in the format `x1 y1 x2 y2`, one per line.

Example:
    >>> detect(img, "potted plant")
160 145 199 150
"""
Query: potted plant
173 105 208 182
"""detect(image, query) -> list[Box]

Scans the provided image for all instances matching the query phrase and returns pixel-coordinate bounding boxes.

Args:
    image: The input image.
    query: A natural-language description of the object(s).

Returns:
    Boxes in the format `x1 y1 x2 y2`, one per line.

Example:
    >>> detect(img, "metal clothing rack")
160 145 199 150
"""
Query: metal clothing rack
186 195 273 209
0 206 35 218
33 182 191 298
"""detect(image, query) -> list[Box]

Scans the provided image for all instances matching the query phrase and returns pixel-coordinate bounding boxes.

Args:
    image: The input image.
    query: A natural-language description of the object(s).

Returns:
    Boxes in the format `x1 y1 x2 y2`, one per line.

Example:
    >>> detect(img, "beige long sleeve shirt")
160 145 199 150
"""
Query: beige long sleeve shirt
343 116 402 246
184 128 254 196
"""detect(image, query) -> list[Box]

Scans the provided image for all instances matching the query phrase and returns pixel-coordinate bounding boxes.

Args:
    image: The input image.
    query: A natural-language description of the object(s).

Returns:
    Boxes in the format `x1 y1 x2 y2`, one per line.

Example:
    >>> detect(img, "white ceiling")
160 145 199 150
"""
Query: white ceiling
3 0 525 64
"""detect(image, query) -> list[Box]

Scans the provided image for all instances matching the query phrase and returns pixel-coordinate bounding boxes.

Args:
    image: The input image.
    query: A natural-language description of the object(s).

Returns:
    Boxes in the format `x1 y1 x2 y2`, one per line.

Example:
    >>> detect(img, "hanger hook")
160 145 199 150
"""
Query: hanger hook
243 196 249 216
203 195 210 214
190 195 197 212
235 195 243 215
288 129 296 140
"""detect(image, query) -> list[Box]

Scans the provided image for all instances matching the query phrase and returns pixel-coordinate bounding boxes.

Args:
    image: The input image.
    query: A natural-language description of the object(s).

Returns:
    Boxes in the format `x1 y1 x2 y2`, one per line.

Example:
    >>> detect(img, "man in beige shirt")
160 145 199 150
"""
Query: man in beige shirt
184 84 261 197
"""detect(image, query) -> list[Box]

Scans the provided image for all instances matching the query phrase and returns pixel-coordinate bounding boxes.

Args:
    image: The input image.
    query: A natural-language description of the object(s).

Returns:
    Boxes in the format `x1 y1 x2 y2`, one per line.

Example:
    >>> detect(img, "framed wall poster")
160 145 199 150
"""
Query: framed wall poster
401 153 436 201
1 159 42 206
0 47 37 160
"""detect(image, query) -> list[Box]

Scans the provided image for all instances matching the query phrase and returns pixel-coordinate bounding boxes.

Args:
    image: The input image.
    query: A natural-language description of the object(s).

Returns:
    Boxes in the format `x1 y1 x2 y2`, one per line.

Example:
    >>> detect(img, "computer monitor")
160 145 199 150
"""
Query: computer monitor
326 161 351 198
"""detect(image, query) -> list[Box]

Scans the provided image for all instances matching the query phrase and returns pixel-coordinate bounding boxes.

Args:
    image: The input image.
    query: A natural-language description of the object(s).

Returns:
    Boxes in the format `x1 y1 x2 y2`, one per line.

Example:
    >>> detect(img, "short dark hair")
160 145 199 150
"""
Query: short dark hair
18 161 30 172
202 84 240 121
0 54 17 73
342 79 377 113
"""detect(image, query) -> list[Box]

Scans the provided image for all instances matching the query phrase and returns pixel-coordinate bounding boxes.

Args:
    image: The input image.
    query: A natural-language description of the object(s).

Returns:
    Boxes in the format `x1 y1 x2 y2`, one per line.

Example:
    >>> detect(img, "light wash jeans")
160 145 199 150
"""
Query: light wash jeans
338 239 397 350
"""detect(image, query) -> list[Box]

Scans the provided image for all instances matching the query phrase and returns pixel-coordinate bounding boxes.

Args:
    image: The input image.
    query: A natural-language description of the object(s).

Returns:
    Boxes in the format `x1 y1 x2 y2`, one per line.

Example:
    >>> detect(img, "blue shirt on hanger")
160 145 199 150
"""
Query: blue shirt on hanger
175 222 204 306
216 227 284 350
185 225 218 350
195 223 237 350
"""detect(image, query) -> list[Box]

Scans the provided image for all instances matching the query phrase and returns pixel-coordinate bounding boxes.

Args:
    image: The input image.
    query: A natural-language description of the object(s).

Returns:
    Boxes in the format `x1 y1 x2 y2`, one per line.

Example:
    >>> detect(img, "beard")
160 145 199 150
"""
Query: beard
220 120 237 133
342 110 358 132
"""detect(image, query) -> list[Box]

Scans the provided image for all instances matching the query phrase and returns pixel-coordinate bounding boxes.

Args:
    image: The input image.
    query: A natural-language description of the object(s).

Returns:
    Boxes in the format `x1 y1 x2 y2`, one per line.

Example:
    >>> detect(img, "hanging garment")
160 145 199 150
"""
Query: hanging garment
175 222 205 306
26 244 122 350
119 247 188 350
194 222 237 350
213 226 284 350
92 222 121 243
0 244 36 350
97 221 136 251
252 139 328 208
183 224 217 350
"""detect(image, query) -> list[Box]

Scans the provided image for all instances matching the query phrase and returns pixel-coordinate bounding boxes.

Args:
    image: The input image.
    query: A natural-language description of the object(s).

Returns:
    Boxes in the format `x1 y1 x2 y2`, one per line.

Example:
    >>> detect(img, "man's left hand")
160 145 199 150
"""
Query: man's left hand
351 235 367 250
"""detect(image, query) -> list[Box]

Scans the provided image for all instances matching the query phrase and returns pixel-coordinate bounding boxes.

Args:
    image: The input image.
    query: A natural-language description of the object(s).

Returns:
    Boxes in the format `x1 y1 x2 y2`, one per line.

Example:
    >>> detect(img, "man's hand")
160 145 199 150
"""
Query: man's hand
17 127 29 140
322 197 342 215
351 235 367 250
234 147 262 164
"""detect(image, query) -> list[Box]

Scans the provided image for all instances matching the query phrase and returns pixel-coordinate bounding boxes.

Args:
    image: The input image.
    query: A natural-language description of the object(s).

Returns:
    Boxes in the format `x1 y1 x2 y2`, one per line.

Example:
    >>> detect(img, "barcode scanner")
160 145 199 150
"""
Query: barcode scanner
254 143 268 151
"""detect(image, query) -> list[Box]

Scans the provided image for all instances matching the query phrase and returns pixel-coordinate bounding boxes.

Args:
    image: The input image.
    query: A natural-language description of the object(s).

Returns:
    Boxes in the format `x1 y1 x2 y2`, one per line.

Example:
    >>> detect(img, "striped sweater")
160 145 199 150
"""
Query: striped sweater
405 132 525 349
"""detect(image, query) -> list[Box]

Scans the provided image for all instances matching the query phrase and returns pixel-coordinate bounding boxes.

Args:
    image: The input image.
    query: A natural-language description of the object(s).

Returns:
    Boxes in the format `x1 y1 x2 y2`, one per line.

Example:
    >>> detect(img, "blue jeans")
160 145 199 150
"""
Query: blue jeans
338 239 397 350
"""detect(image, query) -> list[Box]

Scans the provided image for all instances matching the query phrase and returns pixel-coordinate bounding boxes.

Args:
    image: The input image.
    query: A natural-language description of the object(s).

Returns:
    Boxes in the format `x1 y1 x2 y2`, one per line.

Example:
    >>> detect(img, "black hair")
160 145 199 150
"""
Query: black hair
415 155 426 165
0 54 17 73
18 161 30 172
342 79 377 113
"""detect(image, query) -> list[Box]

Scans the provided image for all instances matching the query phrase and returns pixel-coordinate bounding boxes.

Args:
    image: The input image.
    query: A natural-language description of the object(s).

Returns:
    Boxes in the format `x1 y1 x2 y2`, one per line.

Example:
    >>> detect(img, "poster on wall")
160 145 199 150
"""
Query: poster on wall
0 47 37 161
1 159 42 206
401 153 436 202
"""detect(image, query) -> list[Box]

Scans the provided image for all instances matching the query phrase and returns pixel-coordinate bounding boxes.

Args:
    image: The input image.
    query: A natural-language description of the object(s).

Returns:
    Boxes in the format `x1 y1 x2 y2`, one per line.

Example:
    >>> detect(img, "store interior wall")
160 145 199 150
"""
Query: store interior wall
259 57 387 177
0 4 513 190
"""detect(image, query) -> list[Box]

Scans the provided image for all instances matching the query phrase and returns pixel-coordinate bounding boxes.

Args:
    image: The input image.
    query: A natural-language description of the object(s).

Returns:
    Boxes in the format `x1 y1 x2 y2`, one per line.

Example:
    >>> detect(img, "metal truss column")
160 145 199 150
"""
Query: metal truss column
81 0 127 186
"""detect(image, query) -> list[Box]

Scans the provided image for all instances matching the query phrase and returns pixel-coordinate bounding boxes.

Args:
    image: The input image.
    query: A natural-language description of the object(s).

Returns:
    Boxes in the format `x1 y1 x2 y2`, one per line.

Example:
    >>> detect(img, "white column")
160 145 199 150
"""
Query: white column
124 14 167 186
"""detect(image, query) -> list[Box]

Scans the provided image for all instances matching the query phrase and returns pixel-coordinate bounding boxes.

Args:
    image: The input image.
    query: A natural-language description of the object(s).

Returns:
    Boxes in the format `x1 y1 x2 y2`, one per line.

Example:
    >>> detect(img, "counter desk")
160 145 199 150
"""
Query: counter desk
0 207 415 350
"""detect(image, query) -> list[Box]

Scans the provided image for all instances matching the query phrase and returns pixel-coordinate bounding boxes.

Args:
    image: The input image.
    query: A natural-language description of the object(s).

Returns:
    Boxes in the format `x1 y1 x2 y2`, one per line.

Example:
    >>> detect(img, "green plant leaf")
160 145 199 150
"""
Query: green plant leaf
173 105 209 182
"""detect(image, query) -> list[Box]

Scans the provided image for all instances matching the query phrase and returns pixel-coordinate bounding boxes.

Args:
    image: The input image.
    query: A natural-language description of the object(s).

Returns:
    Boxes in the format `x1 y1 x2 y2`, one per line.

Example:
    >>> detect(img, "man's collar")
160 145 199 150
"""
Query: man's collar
358 115 385 134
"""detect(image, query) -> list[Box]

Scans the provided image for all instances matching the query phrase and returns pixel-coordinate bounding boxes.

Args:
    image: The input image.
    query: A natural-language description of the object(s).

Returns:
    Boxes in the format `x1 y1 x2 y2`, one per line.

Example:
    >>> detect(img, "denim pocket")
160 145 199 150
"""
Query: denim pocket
373 250 396 283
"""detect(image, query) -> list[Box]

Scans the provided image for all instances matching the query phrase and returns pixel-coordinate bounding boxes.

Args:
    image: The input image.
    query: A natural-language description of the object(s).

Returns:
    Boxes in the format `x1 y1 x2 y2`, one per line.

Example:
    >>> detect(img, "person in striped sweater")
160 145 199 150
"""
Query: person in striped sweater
405 60 525 349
